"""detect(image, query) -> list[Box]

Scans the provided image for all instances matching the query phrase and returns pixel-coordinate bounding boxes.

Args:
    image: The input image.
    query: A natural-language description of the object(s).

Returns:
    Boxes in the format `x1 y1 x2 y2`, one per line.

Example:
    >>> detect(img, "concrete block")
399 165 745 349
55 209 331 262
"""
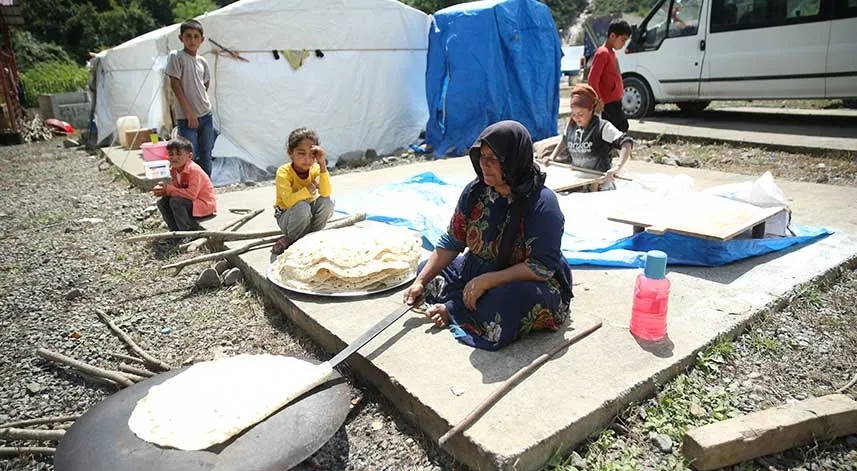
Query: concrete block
683 394 857 470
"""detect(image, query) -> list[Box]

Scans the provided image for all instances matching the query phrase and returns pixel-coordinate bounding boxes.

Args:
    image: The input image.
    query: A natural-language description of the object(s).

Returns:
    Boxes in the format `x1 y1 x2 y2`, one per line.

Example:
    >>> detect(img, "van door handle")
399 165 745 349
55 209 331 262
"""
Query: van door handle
699 39 706 51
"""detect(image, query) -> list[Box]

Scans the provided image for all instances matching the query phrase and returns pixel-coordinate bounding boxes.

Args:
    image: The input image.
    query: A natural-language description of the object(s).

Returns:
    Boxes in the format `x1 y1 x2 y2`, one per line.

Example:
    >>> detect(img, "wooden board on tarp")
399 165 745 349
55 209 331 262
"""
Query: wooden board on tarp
542 164 601 193
606 192 786 241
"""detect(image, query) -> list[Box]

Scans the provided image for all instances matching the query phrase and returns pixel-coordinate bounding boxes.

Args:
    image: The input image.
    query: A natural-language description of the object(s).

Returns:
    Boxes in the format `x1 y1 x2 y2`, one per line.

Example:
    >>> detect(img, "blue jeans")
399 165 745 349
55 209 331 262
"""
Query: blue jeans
177 113 215 177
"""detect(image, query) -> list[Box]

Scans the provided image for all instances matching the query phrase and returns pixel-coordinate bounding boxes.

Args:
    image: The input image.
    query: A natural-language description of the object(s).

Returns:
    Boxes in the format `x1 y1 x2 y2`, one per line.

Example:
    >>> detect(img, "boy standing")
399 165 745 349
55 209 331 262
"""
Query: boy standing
166 19 215 177
153 137 217 234
587 19 632 133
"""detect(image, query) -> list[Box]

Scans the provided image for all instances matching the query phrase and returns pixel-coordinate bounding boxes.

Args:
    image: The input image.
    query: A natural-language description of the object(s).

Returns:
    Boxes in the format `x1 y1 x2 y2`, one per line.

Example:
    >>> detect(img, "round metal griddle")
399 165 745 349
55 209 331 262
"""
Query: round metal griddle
55 360 350 471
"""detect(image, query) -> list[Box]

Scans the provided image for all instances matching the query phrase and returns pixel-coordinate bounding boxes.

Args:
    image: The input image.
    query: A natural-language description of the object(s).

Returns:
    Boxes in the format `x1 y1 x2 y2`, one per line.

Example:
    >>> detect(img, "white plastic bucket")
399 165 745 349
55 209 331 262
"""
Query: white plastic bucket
116 116 141 148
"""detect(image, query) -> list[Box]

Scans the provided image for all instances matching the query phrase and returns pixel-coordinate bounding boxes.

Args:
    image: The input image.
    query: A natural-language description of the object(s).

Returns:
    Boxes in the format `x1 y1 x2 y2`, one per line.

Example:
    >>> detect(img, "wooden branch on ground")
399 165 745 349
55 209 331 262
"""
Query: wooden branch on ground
109 352 146 366
162 212 367 272
0 415 79 429
0 447 56 456
0 428 65 441
836 373 857 393
96 310 174 372
182 208 264 253
35 348 133 388
438 321 603 446
118 364 155 378
164 235 282 272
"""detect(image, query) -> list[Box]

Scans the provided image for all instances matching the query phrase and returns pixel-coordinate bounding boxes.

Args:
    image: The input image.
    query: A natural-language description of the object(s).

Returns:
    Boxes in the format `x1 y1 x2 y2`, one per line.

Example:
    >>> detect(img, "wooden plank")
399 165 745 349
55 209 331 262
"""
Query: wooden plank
606 193 785 241
542 165 601 193
682 394 857 470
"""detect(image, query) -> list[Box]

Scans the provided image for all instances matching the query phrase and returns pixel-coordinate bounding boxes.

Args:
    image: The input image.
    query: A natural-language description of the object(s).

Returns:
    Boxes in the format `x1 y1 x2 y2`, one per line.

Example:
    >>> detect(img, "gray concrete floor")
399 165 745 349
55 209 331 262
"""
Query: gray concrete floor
203 159 857 470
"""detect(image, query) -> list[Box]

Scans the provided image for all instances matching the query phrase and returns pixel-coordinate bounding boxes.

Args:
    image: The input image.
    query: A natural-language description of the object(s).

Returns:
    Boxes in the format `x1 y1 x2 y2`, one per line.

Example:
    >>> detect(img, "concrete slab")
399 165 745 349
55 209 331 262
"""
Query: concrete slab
101 146 170 191
207 159 857 470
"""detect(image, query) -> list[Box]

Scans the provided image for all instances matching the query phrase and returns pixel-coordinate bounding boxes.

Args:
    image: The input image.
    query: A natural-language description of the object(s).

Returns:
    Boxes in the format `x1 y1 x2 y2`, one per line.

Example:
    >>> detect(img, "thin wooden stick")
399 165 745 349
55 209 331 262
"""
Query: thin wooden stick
0 446 56 456
546 161 633 181
0 428 65 441
437 321 603 446
128 212 365 243
118 364 156 378
162 212 367 272
35 348 134 388
109 352 146 366
165 235 282 272
183 208 264 252
0 415 79 429
96 310 174 372
125 228 280 243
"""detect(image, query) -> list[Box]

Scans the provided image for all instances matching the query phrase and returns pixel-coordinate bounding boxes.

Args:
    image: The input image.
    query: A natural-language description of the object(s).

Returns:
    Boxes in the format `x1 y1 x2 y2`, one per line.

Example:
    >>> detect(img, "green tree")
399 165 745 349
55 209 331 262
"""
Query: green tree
172 0 218 22
98 1 157 48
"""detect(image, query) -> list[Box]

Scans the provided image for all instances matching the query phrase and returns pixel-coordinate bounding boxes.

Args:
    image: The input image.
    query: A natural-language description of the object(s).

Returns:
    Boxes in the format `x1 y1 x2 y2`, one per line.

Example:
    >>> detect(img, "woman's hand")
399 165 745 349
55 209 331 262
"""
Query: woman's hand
541 156 553 167
403 280 425 306
605 167 619 183
463 274 493 311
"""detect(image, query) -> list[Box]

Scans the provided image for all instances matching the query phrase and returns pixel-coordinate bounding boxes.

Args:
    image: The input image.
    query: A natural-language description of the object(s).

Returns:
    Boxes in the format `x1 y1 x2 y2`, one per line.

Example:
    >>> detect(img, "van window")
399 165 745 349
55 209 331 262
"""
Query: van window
669 0 703 36
711 0 825 31
638 0 671 50
834 0 857 18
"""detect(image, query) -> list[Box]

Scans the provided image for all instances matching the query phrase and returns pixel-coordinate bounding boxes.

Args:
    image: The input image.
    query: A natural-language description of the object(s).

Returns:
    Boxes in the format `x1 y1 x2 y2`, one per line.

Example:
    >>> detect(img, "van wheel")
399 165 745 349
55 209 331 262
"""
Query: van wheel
677 101 711 113
622 77 654 119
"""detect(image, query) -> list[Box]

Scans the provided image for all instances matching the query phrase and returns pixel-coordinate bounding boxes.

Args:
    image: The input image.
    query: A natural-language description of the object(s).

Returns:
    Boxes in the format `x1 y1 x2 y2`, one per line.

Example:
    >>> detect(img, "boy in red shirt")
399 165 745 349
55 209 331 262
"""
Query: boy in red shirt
153 136 217 235
587 19 632 132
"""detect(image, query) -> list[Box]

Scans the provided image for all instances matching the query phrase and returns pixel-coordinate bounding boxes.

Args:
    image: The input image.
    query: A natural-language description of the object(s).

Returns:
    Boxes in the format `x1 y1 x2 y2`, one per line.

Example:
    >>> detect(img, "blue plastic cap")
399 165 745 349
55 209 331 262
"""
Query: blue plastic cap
644 250 668 279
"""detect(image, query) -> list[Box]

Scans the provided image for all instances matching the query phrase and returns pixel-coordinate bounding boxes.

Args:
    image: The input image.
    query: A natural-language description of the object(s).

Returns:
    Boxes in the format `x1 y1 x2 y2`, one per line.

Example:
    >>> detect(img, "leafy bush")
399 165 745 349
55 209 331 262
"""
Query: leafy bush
11 31 74 72
19 62 89 108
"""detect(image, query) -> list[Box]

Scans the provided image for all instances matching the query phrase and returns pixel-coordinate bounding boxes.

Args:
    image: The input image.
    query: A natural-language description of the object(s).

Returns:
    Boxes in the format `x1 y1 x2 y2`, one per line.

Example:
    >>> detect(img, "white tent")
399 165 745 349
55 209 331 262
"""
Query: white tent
94 0 430 185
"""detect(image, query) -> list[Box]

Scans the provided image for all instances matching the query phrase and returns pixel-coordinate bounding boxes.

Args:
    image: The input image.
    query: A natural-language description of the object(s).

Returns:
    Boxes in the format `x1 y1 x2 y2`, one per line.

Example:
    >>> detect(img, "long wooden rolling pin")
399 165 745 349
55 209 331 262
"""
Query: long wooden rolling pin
545 160 633 181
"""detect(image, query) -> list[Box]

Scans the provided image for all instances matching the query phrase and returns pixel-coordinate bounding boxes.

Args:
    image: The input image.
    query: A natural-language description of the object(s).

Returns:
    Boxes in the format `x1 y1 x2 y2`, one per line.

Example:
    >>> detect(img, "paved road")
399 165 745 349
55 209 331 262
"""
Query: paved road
637 107 857 141
556 101 857 151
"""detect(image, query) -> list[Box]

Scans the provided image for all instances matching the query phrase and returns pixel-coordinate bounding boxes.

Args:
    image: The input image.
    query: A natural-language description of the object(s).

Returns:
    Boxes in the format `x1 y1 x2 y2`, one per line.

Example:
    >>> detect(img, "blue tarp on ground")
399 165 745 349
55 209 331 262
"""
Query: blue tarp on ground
424 0 561 157
335 172 832 268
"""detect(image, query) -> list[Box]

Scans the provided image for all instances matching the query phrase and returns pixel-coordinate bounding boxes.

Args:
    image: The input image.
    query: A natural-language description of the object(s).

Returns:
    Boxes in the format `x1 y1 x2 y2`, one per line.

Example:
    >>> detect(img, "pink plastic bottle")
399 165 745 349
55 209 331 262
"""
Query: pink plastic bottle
630 250 671 341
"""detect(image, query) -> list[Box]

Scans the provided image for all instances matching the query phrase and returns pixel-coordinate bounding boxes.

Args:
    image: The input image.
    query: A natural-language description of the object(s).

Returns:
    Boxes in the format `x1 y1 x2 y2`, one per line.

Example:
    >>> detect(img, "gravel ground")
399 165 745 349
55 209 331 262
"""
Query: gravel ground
1 136 855 471
0 140 453 471
558 266 857 471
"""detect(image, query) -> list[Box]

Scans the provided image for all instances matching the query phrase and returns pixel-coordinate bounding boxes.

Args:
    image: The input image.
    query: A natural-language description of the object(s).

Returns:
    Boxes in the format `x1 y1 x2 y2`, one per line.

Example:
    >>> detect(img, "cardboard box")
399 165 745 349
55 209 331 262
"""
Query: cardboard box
124 128 153 150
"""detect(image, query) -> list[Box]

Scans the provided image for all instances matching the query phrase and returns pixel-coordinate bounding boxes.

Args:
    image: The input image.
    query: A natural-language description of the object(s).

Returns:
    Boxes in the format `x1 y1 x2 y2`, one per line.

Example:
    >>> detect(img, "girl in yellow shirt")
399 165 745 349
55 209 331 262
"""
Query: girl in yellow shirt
272 128 334 255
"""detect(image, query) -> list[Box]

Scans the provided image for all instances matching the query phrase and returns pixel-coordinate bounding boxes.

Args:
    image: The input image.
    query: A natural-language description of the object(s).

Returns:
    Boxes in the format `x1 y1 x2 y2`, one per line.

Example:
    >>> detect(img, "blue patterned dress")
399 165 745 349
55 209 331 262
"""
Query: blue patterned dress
423 182 573 350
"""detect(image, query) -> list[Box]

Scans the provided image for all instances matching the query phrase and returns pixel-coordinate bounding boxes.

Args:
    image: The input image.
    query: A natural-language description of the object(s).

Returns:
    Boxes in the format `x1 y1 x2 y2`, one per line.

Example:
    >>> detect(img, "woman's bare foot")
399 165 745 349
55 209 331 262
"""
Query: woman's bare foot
425 303 449 328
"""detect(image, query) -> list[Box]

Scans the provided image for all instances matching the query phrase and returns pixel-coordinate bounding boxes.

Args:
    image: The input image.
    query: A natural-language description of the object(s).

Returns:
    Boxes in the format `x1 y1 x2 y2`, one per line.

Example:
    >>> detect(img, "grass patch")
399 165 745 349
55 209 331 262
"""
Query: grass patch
546 338 742 470
790 283 826 308
746 331 783 355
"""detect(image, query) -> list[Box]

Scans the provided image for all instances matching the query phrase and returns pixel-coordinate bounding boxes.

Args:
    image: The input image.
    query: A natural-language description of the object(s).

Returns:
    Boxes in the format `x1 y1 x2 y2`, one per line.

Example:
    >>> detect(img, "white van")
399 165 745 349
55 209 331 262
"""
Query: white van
617 0 857 117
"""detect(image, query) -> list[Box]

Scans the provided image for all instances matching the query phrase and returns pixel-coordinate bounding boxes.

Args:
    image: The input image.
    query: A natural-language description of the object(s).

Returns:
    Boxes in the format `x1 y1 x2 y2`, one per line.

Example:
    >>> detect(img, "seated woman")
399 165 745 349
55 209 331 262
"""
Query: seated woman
543 84 634 191
403 121 573 350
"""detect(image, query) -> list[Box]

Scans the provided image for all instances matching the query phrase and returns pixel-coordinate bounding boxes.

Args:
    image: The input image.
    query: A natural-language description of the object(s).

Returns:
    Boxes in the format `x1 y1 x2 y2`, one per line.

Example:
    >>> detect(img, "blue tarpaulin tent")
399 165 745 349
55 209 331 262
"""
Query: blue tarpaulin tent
424 0 562 157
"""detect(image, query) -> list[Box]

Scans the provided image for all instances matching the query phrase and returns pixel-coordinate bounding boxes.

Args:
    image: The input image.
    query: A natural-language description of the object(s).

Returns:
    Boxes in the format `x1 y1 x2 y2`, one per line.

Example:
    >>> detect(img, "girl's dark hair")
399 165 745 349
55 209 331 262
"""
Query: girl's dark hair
167 136 194 154
608 19 632 37
286 127 319 151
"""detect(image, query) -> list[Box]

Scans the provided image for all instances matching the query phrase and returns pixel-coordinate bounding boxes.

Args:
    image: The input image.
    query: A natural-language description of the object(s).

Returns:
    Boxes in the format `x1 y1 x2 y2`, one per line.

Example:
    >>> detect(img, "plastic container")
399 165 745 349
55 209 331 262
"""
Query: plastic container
630 250 671 341
143 160 170 179
116 116 141 148
141 141 168 161
149 128 159 144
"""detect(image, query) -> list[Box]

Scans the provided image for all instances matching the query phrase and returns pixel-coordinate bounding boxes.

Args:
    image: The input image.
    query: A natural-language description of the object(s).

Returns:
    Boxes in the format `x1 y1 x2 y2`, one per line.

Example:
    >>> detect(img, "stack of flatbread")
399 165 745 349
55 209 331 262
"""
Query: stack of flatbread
271 225 421 293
